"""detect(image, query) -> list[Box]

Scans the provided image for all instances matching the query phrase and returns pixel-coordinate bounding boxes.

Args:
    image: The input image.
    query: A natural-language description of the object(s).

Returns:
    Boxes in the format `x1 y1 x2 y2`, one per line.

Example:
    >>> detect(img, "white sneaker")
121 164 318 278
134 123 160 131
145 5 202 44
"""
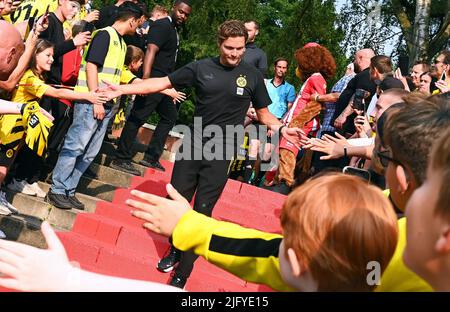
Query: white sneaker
0 229 6 239
29 182 47 198
0 190 18 215
7 179 37 196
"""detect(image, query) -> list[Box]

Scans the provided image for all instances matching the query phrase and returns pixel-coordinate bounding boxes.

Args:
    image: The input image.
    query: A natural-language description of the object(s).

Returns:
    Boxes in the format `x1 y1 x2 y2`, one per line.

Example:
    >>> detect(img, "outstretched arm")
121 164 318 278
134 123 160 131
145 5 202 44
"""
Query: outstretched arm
103 77 173 98
256 107 306 149
127 185 293 292
0 222 182 292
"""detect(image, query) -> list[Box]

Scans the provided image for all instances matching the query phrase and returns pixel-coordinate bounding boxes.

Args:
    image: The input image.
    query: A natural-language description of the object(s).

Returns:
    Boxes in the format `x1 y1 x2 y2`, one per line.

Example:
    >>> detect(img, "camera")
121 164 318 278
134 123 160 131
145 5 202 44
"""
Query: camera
352 88 370 112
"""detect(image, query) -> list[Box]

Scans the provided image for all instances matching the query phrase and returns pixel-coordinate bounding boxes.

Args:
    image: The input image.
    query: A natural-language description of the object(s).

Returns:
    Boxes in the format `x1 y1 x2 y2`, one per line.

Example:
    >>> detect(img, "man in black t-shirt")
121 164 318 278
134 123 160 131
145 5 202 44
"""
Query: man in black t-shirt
95 0 137 29
243 20 268 77
111 0 192 175
105 20 305 289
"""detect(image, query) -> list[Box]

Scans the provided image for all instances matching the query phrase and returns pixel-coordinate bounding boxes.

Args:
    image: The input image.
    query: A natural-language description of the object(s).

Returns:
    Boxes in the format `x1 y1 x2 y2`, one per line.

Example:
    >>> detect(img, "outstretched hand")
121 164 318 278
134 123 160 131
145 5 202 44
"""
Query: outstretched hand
99 81 123 101
435 80 449 94
161 88 187 104
127 184 192 237
0 222 75 292
281 127 306 150
303 132 348 160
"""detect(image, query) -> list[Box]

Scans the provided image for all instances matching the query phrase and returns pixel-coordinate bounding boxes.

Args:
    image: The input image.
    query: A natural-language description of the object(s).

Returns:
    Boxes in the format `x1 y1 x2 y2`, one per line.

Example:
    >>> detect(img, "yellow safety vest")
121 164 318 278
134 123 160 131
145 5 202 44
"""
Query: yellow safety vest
75 26 127 103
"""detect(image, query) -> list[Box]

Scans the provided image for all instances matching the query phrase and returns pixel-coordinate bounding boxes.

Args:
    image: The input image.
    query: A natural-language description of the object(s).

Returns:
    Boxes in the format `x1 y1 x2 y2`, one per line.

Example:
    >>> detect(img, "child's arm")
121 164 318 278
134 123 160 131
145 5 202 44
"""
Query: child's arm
127 185 294 291
0 222 183 292
43 86 107 106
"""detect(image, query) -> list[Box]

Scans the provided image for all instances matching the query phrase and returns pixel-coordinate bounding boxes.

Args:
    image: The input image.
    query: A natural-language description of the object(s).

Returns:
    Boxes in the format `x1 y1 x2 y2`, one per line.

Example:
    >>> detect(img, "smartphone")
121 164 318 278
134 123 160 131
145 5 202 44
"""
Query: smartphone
343 166 371 183
42 4 50 24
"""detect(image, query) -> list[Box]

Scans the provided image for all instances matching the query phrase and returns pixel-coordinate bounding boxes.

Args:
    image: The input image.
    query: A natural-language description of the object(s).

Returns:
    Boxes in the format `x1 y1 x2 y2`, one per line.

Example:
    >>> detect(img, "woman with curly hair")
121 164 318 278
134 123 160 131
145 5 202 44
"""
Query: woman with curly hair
272 42 336 193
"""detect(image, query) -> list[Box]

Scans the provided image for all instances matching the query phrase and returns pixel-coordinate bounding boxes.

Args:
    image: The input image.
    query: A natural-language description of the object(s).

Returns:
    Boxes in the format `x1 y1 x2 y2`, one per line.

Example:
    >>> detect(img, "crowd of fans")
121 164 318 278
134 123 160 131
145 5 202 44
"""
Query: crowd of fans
0 0 449 292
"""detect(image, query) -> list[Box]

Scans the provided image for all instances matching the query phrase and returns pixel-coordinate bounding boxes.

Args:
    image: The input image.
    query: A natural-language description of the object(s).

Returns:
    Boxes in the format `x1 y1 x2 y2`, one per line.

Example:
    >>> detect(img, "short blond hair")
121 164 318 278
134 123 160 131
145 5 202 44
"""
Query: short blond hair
281 174 398 291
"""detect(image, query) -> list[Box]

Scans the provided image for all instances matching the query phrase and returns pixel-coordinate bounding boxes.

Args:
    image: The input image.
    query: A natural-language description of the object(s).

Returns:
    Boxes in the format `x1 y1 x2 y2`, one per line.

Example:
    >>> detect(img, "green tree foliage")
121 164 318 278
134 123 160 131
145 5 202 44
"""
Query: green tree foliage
339 0 449 65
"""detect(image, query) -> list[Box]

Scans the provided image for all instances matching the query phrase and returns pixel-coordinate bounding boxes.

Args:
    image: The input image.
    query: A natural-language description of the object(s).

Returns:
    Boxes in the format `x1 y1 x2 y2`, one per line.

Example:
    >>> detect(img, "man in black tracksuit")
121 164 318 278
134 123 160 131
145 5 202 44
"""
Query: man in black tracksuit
109 20 305 289
111 0 192 175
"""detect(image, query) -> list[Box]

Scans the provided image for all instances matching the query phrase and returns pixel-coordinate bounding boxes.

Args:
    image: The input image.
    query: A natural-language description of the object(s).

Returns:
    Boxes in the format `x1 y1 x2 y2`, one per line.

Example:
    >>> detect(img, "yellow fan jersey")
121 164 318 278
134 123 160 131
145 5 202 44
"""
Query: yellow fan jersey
0 69 53 157
11 69 50 104
376 218 433 292
11 0 58 24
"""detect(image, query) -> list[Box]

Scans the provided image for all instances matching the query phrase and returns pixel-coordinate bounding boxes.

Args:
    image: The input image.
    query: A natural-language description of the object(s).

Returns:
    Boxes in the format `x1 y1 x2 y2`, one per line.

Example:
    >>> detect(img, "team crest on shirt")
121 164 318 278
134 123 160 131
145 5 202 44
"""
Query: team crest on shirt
236 75 247 88
6 149 14 158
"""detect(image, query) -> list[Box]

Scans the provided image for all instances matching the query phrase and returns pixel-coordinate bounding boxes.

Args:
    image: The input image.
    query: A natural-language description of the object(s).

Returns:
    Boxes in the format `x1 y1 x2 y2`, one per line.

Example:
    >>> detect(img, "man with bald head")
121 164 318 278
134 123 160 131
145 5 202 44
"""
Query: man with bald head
0 20 24 81
332 48 377 137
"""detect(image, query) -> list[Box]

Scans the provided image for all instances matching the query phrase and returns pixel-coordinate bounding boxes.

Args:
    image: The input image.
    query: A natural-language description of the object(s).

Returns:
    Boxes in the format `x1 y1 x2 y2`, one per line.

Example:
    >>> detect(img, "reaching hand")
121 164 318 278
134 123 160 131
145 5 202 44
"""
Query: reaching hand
435 80 449 94
84 10 100 23
73 31 91 47
11 1 22 13
127 184 192 237
88 90 108 106
161 88 187 104
32 15 49 35
354 115 371 138
281 127 306 150
334 114 347 129
394 68 410 91
93 103 105 120
306 132 348 160
0 221 75 292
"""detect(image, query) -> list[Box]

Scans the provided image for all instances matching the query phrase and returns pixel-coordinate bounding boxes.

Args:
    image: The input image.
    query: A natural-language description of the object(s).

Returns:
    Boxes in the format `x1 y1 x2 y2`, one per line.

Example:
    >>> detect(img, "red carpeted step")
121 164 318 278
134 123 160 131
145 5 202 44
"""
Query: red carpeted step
94 201 145 229
213 206 281 234
143 169 172 184
216 194 281 217
186 274 247 292
130 177 169 197
72 213 122 246
222 179 242 193
111 185 167 205
115 226 169 258
244 282 276 292
95 247 169 283
240 183 286 205
57 232 103 267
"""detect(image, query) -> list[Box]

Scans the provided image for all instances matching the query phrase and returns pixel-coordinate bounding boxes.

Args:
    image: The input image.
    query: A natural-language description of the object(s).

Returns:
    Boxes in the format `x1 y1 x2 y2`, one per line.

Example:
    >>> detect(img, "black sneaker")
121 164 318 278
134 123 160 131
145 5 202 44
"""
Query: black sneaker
46 192 76 210
169 272 188 289
110 159 141 176
83 167 98 180
139 159 165 172
69 195 85 210
157 246 181 273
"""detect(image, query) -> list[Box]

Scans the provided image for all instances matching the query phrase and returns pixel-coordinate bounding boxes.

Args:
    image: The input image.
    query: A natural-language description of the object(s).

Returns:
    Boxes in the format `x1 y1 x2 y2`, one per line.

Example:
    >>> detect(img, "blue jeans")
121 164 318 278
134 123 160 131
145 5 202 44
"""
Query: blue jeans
51 103 114 196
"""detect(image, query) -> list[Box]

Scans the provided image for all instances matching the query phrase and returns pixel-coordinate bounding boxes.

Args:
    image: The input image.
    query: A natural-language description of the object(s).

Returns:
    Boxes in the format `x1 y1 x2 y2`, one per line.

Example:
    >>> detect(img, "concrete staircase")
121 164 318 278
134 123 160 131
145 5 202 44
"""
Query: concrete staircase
0 138 286 292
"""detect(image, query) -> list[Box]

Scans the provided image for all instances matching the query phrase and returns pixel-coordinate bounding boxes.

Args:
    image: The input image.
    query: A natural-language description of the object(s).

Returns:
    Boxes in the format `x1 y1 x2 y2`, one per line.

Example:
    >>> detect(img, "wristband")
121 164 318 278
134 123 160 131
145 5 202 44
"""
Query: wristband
344 146 348 158
279 125 286 136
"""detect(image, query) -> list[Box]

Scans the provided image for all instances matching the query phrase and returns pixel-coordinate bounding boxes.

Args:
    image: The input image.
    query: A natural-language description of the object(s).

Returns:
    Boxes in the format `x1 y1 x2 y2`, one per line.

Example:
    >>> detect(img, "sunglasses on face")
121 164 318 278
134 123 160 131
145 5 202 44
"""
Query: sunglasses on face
376 149 401 168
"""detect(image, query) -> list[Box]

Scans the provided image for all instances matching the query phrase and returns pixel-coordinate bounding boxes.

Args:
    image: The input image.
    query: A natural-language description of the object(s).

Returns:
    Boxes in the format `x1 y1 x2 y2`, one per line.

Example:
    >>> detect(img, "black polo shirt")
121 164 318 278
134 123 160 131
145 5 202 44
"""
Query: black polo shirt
168 57 271 137
146 17 178 77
